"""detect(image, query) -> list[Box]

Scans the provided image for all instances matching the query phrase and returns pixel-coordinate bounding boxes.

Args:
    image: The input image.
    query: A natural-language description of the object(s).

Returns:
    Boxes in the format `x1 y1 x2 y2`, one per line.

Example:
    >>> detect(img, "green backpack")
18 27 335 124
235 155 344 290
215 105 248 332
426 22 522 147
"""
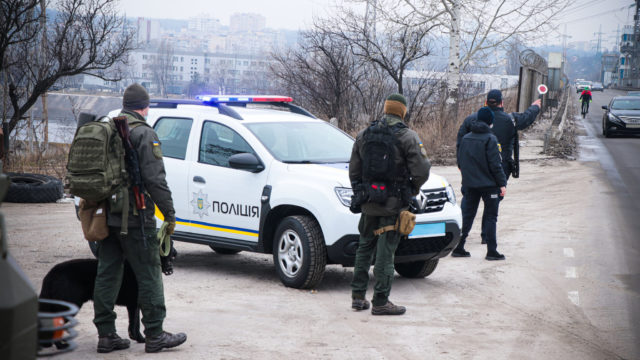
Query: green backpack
66 116 126 202
66 116 145 203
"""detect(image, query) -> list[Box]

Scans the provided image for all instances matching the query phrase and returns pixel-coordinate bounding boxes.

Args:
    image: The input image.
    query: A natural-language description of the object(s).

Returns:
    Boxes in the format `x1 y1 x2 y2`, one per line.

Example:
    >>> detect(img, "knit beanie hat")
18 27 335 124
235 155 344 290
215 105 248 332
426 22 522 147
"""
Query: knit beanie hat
123 83 150 111
486 89 502 106
383 93 407 119
477 106 494 126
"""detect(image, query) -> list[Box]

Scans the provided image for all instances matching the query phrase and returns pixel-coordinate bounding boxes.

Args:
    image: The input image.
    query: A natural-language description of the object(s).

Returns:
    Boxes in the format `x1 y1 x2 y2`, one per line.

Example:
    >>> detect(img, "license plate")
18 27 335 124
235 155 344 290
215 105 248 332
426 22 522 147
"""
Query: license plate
408 223 445 239
626 124 640 128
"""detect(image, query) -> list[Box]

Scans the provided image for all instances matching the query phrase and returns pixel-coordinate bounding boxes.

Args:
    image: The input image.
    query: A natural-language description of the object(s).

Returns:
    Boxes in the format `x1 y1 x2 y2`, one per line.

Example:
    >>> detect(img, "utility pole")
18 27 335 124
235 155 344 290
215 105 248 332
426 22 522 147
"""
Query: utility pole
632 0 640 87
593 24 604 55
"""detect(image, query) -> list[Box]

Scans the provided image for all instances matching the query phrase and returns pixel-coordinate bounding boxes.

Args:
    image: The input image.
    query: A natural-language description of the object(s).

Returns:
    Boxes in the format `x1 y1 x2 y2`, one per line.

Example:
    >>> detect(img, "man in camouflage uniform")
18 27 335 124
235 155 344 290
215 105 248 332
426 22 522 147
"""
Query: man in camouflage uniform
349 93 431 315
93 83 186 353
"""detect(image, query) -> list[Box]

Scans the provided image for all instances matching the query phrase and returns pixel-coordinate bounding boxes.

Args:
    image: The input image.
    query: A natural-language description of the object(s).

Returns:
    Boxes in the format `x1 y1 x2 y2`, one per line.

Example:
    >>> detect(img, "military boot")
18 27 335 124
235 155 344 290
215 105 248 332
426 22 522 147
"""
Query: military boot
351 298 370 311
145 331 187 353
371 301 406 315
97 333 130 353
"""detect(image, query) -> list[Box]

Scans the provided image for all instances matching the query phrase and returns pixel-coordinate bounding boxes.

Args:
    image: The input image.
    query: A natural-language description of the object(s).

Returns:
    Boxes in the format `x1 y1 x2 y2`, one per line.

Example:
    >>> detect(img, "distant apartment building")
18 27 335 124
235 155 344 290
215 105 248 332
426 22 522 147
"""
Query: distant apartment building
230 13 266 33
601 52 619 86
188 15 221 34
137 18 161 44
128 48 275 95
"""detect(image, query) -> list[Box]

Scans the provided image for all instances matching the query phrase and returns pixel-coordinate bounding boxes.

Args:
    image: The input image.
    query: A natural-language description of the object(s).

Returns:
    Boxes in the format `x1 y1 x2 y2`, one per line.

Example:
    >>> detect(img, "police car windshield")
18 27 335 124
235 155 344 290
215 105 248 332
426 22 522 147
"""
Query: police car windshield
611 99 640 110
245 122 353 163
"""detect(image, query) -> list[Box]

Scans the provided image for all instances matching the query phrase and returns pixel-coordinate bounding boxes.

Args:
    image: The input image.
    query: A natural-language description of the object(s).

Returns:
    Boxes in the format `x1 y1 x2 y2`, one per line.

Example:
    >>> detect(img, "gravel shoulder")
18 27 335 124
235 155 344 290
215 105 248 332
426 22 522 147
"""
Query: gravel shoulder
4 130 638 359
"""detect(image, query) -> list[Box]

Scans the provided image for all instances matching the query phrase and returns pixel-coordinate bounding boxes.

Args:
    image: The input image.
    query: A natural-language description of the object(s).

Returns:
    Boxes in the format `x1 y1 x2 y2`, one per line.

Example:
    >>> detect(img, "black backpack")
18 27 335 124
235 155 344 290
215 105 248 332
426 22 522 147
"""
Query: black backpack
360 119 405 203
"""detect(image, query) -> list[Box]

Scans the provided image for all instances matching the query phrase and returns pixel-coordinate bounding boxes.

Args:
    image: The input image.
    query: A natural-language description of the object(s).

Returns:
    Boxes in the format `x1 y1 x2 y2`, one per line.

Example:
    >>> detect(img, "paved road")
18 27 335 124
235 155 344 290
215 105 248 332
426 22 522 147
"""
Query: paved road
577 88 640 354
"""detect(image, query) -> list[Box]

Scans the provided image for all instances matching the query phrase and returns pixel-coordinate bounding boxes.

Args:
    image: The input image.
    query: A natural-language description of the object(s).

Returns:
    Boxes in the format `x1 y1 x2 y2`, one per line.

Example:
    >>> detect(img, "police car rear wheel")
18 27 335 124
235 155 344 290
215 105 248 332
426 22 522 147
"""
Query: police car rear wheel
209 246 241 255
272 215 326 289
394 259 439 278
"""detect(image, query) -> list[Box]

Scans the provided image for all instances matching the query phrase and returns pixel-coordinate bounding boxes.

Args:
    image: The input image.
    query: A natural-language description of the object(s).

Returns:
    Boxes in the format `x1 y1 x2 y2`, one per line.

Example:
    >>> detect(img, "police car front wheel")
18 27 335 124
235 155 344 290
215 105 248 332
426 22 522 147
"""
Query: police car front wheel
272 215 327 289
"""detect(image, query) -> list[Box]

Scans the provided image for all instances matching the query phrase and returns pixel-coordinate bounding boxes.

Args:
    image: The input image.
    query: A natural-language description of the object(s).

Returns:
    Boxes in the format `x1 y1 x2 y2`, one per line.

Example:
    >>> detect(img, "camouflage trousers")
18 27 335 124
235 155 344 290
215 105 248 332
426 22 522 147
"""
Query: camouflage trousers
351 214 400 307
93 226 165 337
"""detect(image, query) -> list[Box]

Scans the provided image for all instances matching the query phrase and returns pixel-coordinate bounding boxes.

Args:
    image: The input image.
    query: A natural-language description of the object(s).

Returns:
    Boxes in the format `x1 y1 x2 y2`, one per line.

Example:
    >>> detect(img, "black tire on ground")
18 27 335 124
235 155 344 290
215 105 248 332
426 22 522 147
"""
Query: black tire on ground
272 215 327 289
603 121 612 138
5 172 63 203
394 259 439 278
209 246 241 255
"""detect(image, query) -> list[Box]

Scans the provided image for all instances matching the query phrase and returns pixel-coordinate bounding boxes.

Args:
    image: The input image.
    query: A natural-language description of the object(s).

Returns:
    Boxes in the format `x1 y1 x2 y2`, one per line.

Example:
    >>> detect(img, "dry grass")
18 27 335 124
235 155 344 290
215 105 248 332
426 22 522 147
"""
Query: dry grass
4 142 69 180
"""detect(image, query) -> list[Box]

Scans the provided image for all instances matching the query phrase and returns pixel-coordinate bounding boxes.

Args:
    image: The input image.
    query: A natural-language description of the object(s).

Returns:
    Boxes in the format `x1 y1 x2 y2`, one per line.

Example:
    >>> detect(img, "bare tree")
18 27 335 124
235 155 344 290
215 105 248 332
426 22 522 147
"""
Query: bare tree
401 0 569 118
0 0 42 71
3 0 135 136
149 39 174 97
317 2 439 121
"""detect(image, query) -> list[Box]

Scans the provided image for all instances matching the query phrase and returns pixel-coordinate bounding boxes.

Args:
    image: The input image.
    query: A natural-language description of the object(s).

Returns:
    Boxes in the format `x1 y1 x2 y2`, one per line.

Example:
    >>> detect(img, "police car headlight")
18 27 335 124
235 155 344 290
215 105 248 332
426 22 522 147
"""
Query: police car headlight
334 187 353 207
445 184 456 205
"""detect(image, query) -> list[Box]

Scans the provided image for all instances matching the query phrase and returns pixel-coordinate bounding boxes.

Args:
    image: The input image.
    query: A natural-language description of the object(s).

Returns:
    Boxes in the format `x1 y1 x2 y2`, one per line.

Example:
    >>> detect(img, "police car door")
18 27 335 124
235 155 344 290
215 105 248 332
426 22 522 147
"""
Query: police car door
186 120 267 246
152 115 194 228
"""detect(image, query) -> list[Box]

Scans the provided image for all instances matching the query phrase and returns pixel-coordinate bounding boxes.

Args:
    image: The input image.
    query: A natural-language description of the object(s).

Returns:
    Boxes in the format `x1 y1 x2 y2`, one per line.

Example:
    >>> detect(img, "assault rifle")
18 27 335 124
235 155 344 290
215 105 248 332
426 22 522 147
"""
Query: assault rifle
113 116 147 245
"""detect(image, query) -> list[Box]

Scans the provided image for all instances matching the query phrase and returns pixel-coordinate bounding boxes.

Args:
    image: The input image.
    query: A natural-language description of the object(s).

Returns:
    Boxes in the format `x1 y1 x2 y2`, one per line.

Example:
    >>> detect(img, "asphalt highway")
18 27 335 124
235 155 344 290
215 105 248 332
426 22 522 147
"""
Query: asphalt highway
577 88 640 354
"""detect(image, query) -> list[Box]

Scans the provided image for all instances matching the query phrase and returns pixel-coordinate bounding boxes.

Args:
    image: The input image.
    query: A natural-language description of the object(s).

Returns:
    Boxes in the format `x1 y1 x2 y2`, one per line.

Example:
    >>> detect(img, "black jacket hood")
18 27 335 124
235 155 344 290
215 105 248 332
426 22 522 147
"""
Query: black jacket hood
470 121 491 134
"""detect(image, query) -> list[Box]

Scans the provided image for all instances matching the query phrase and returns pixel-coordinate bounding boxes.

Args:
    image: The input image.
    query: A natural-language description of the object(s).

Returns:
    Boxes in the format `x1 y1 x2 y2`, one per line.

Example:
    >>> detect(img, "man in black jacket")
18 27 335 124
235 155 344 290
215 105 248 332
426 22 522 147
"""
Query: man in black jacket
456 89 540 181
454 107 507 260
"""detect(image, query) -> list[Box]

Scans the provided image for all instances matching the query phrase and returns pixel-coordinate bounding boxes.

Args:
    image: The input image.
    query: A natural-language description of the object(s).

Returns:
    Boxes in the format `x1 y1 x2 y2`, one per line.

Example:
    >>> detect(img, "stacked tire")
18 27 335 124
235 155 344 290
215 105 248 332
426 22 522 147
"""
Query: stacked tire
5 173 64 203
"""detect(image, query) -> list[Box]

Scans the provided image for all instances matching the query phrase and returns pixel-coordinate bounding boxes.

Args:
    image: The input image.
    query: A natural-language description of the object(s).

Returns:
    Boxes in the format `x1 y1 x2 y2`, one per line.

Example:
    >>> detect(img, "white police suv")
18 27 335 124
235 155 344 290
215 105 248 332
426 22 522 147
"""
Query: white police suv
109 95 462 289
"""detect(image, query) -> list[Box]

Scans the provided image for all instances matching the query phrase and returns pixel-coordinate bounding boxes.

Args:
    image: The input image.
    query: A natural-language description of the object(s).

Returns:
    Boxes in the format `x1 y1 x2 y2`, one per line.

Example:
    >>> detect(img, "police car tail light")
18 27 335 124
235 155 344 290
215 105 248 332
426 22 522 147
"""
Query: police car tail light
196 95 293 104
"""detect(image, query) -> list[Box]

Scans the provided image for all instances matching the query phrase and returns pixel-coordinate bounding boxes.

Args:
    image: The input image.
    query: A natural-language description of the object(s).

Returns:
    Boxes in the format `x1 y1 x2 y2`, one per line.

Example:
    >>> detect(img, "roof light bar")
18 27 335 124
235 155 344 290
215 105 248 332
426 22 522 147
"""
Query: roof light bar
196 95 293 103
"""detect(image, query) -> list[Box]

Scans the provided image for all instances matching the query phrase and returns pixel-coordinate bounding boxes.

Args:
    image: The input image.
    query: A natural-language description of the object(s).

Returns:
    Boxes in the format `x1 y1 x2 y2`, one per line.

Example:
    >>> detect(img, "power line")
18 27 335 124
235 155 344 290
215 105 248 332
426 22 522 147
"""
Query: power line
559 5 633 24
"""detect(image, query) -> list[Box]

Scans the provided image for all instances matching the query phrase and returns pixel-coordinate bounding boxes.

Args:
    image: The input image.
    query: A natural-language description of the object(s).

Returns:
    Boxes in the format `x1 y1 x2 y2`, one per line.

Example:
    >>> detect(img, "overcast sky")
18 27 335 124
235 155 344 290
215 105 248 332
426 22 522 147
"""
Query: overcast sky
119 0 635 50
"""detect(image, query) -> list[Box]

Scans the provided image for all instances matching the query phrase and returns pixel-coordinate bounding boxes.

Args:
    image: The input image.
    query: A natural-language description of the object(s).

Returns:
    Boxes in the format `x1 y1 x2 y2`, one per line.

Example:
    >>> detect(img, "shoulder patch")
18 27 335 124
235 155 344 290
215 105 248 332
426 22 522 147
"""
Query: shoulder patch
498 143 502 152
152 141 163 159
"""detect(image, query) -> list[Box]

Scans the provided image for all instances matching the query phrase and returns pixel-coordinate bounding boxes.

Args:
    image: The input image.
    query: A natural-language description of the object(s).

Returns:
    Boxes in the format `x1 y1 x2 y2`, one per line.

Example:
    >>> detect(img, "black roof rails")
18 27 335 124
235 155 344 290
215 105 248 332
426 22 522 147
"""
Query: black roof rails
149 99 243 120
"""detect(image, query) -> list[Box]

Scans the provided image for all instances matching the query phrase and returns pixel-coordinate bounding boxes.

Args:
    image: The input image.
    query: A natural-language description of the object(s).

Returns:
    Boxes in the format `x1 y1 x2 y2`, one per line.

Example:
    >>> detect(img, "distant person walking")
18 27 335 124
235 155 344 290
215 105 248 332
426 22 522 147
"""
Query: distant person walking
453 107 507 260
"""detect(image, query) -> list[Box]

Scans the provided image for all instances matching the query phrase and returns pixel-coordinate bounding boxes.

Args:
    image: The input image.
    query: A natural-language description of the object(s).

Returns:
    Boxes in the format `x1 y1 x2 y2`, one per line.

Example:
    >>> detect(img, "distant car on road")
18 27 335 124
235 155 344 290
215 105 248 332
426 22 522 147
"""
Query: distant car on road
591 82 604 92
626 91 640 96
576 81 591 93
602 96 640 137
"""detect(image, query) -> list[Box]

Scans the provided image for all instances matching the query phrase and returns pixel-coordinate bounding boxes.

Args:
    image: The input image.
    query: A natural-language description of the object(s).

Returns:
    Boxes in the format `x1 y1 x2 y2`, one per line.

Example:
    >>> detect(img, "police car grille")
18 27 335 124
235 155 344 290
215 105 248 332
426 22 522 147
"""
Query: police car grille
396 234 452 256
420 188 447 213
619 116 640 124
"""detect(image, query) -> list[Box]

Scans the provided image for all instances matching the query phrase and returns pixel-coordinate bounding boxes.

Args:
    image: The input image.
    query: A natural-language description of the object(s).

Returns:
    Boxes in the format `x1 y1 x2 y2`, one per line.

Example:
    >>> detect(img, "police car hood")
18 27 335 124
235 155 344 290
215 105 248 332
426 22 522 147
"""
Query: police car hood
286 162 449 190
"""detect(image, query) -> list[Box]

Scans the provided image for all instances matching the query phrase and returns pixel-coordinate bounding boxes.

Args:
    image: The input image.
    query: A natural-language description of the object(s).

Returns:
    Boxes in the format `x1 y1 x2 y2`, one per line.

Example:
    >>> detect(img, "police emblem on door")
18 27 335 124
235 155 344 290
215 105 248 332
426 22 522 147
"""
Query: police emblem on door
191 189 211 218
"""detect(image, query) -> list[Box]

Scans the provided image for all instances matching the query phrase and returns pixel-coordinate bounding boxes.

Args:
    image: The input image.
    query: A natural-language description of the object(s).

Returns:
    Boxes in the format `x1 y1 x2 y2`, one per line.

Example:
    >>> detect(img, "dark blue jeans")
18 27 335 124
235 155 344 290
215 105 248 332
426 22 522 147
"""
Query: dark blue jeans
458 186 501 252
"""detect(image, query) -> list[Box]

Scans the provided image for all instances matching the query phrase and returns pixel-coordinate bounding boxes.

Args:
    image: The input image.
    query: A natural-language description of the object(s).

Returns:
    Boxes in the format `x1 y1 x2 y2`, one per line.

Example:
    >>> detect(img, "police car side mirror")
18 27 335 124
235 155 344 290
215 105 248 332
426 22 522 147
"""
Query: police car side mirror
228 153 264 173
601 105 607 110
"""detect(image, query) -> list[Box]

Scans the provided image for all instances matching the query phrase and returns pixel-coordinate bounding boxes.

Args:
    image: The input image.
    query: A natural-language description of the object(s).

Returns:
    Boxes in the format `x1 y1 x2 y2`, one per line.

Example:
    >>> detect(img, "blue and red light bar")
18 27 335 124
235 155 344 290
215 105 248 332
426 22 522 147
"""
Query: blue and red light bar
196 95 293 103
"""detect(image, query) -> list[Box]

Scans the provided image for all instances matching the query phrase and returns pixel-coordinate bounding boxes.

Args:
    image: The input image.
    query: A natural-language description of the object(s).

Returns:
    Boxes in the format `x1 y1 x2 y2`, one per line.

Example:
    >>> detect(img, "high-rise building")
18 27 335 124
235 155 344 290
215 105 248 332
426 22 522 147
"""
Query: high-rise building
230 13 266 33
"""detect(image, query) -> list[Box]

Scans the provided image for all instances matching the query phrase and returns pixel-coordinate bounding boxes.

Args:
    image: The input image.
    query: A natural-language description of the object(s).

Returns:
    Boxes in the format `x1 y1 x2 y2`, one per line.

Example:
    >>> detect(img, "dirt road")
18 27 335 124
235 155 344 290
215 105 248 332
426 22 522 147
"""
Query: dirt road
4 120 638 359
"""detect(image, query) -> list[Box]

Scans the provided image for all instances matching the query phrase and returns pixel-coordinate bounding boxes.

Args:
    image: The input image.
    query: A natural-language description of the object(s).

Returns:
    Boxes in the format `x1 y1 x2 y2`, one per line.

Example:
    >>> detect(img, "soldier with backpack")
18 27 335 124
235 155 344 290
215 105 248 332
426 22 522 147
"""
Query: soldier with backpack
68 84 186 353
348 93 431 315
